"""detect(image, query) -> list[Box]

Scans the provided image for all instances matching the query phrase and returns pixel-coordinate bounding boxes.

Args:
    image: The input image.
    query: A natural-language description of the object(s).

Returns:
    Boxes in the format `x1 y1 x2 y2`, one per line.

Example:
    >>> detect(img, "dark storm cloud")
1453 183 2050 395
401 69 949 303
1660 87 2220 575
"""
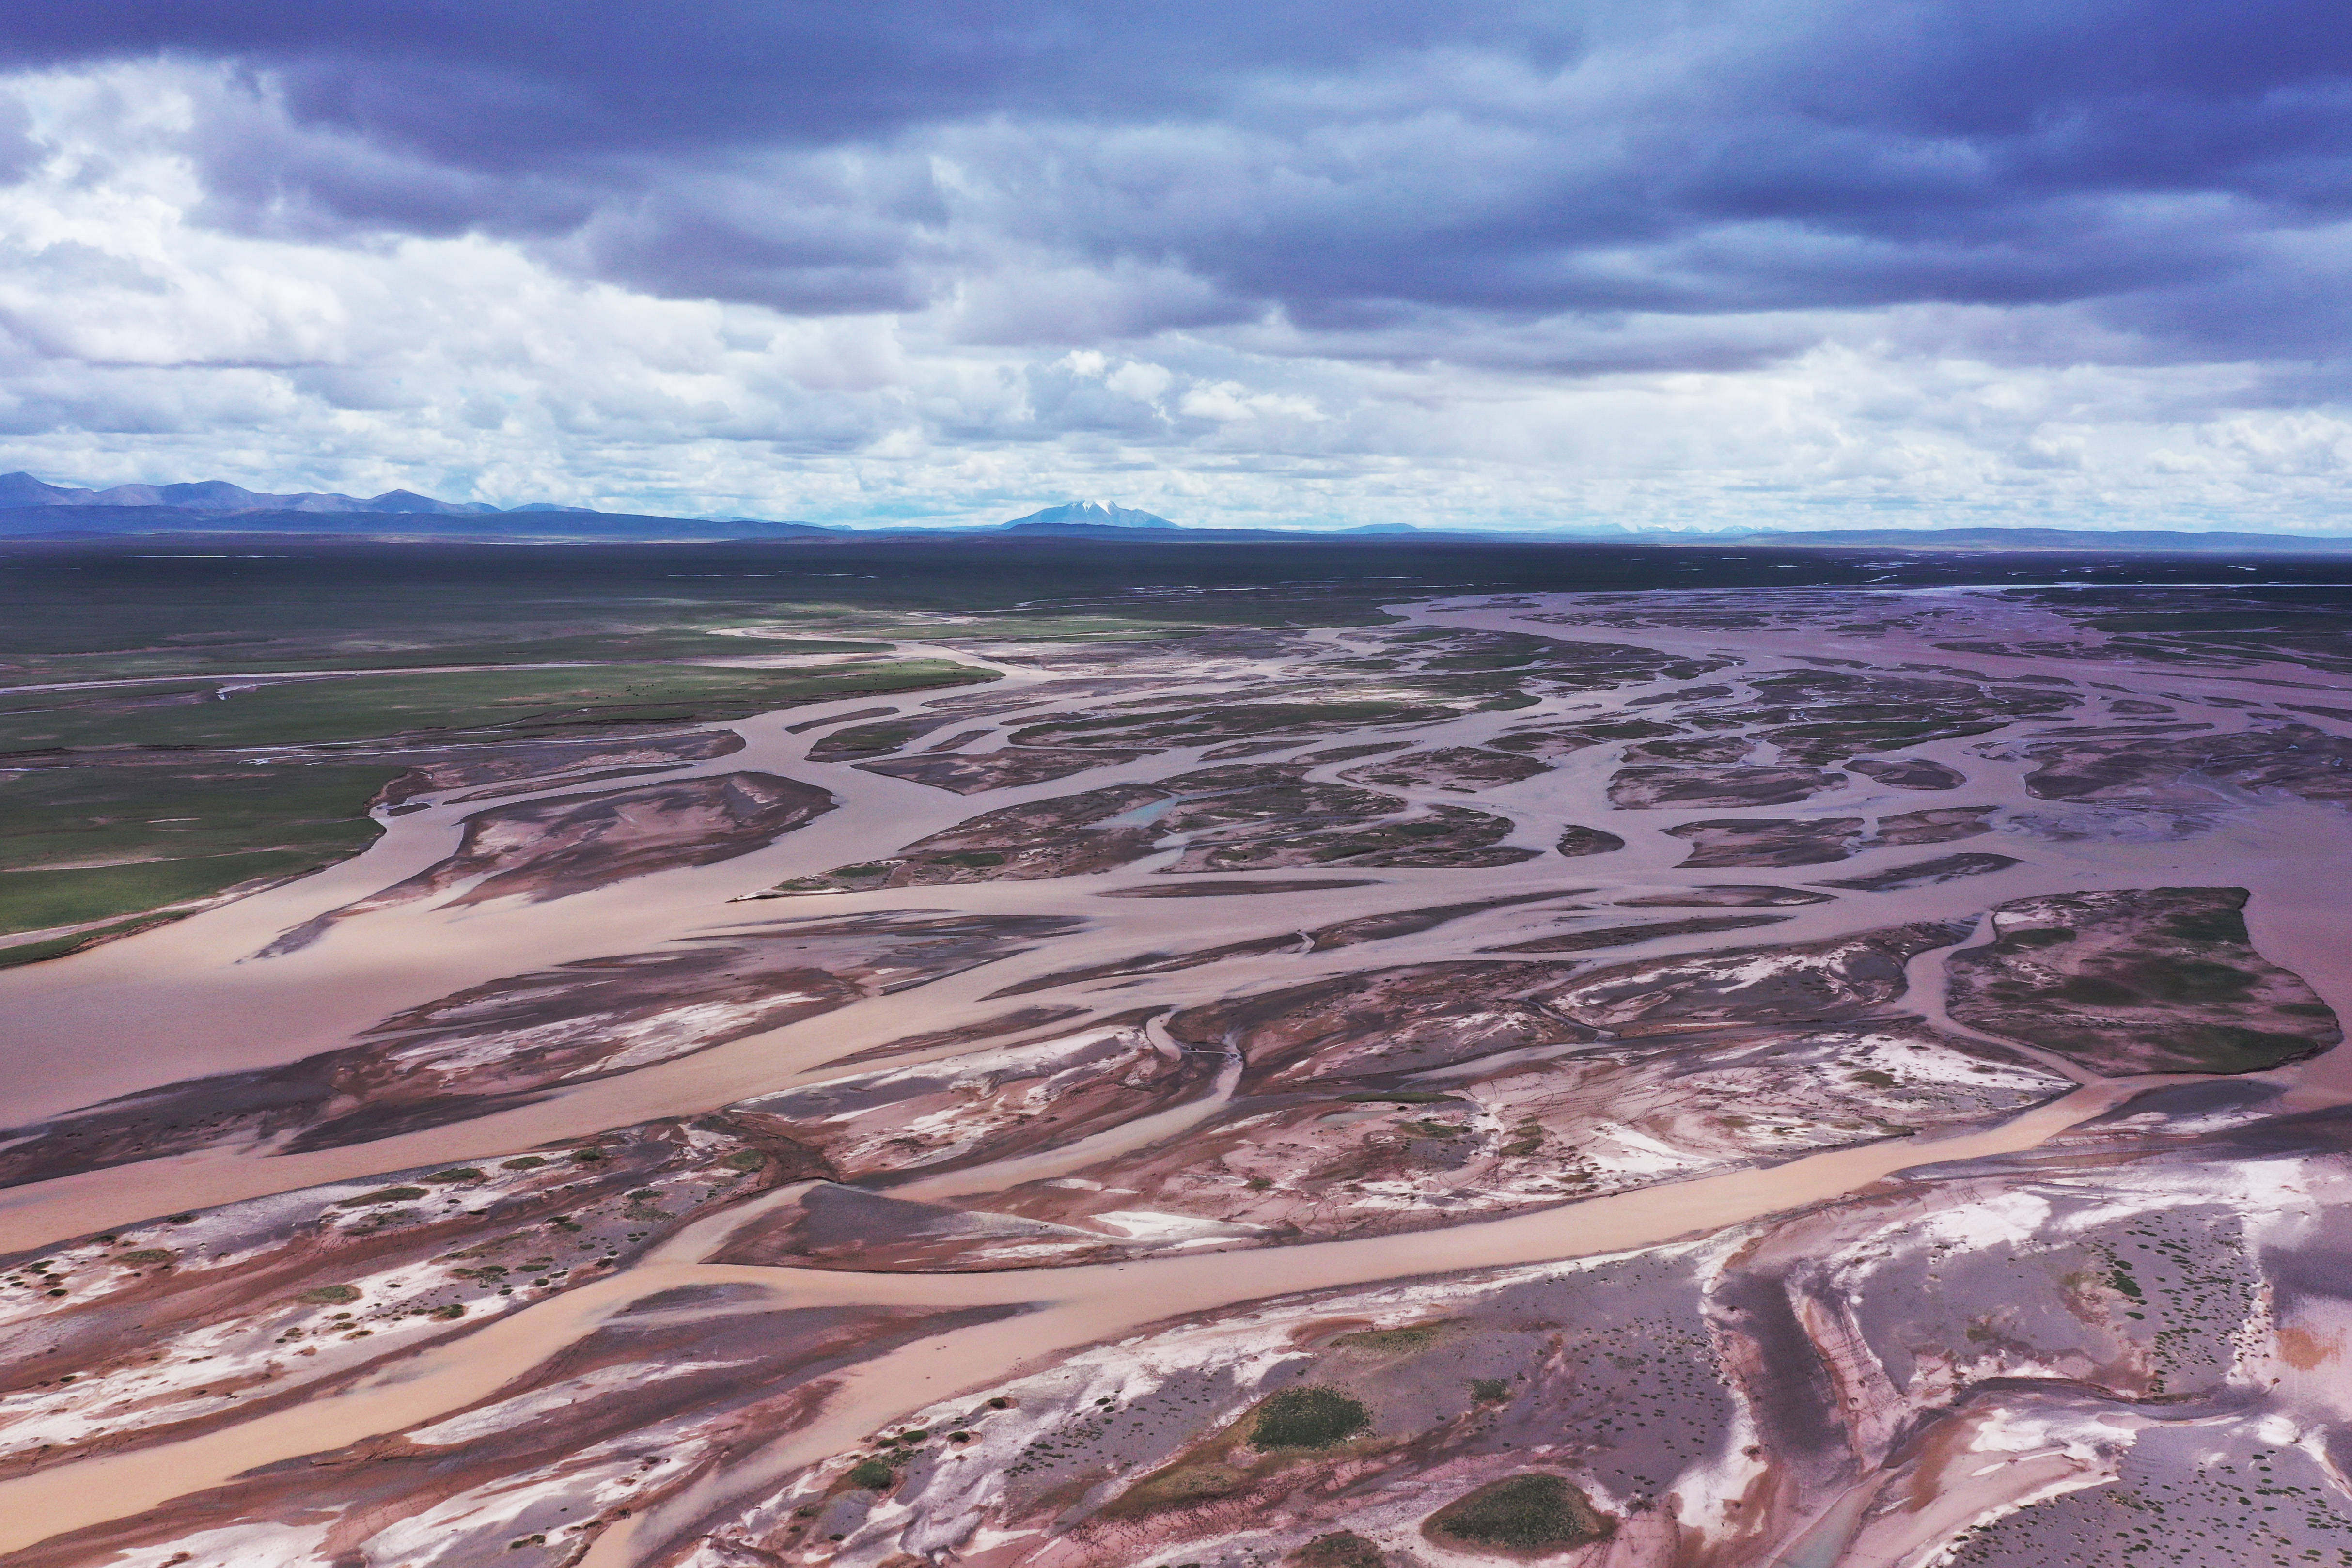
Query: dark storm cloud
3 0 2349 362
0 1 1547 158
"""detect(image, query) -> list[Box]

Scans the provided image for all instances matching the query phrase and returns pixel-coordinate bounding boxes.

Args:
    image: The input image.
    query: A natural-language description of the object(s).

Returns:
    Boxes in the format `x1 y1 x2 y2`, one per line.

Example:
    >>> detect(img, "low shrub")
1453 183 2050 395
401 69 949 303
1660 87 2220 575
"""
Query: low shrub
336 1186 427 1207
1292 1531 1385 1568
1251 1387 1370 1449
1424 1474 1613 1553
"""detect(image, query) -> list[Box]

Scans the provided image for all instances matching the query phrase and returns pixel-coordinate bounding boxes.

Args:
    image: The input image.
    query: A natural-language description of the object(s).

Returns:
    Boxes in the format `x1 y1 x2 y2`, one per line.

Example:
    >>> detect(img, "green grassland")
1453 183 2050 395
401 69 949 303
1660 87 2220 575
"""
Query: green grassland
3 762 407 875
0 547 1008 953
1 659 992 753
0 761 416 944
0 626 888 689
0 653 998 948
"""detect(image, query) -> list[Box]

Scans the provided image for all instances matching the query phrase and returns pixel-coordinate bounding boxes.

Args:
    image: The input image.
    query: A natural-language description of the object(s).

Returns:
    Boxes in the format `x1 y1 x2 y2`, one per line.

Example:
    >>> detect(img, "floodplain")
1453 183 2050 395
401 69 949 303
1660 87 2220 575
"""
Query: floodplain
4 538 2352 1568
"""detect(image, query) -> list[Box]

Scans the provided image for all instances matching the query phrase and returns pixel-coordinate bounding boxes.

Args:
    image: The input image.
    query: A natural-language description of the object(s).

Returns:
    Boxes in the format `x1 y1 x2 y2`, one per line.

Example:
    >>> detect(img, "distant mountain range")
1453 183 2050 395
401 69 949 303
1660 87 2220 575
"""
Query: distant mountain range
3 471 2352 554
0 471 512 516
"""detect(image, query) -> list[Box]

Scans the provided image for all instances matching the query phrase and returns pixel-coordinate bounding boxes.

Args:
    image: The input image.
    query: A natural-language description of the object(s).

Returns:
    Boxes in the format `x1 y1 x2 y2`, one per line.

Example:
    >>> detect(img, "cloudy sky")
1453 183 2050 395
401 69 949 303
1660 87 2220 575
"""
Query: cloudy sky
0 0 2346 531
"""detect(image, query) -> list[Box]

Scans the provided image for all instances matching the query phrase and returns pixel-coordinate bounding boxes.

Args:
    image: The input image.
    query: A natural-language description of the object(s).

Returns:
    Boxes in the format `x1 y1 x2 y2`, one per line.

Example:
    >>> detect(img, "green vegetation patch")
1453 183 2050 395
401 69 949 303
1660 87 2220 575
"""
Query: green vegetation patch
298 1285 362 1305
1331 1321 1450 1354
1251 1386 1372 1449
0 761 406 938
0 850 342 941
847 1459 896 1490
1110 1384 1381 1517
1423 1474 1615 1556
0 912 188 969
1292 1531 1386 1568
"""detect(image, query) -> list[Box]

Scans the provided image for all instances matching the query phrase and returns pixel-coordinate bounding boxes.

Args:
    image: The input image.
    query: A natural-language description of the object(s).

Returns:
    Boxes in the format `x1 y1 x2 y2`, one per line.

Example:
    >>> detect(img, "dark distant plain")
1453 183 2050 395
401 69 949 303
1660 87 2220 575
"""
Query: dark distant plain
12 534 2352 656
